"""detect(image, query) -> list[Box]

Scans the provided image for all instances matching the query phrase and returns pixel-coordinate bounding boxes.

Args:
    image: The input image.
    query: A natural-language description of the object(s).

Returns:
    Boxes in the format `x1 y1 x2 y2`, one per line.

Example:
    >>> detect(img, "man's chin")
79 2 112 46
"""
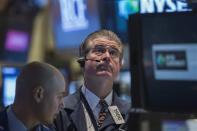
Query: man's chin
97 71 112 77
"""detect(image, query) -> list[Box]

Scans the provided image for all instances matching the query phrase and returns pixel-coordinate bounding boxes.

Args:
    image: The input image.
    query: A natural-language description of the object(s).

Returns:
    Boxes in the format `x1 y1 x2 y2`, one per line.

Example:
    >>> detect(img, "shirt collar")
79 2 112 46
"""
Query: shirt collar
7 106 27 131
81 85 113 110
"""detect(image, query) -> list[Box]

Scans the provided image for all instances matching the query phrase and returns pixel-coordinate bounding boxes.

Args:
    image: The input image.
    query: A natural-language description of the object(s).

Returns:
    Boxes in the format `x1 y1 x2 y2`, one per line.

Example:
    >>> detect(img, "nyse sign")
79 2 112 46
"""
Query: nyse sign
59 0 88 32
140 0 192 13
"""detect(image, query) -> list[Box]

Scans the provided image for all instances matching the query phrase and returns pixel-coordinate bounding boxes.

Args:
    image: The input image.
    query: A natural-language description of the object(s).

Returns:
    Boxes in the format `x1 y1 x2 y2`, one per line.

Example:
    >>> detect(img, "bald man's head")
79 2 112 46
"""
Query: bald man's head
15 61 62 96
13 61 66 124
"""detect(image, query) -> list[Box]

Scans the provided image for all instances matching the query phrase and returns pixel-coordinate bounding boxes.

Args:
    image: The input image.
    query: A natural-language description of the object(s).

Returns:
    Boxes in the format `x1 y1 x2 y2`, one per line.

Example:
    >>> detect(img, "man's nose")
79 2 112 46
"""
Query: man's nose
103 49 112 57
101 51 111 62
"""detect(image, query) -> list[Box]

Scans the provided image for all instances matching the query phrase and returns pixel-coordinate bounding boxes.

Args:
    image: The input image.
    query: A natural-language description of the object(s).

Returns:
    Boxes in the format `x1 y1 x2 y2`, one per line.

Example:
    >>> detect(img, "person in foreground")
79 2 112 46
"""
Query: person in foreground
0 61 67 131
54 29 131 131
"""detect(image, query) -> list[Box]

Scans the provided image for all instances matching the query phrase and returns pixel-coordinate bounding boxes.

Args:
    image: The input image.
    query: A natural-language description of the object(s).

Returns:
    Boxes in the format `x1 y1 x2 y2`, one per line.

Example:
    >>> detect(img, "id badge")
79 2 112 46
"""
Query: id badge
108 106 125 124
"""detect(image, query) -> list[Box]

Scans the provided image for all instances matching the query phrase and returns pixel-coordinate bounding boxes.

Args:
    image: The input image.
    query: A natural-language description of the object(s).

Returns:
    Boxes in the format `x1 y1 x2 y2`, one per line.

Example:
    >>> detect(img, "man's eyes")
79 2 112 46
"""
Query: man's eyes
95 47 105 53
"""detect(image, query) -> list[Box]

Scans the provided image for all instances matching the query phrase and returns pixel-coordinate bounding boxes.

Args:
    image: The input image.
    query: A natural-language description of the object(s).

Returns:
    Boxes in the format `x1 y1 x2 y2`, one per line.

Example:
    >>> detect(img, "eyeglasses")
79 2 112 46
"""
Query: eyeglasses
86 45 121 59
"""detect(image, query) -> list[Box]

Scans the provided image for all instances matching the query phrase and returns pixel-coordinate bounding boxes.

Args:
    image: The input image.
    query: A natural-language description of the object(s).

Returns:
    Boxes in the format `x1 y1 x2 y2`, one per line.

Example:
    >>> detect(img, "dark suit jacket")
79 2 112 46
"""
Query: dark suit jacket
54 89 131 131
0 107 10 131
0 107 51 131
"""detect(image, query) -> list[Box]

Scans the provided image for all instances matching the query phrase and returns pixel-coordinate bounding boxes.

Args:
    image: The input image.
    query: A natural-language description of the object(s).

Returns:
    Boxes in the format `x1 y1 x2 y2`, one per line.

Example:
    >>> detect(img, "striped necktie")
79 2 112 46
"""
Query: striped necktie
97 99 108 128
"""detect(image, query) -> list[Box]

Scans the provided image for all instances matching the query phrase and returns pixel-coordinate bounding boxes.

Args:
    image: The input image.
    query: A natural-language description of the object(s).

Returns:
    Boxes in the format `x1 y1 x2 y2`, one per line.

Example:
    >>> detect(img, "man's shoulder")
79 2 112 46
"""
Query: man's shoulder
115 96 130 106
113 95 131 113
64 90 81 108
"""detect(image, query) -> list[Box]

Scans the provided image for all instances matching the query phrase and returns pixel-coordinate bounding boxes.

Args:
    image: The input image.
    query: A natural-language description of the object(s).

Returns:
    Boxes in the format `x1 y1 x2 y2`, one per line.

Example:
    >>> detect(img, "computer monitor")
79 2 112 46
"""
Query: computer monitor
128 112 197 131
1 66 21 107
51 0 100 53
0 29 31 62
128 11 197 113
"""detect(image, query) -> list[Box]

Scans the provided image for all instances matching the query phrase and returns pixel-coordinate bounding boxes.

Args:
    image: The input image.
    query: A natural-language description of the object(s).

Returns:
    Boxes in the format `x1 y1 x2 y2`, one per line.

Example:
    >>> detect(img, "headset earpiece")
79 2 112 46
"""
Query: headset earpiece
77 57 85 67
77 41 86 67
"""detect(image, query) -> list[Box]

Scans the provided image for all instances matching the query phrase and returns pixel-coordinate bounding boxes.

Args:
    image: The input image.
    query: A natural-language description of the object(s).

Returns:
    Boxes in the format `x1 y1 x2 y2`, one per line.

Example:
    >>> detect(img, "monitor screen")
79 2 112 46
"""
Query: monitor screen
162 119 197 131
1 66 21 107
5 30 29 52
128 12 197 113
51 0 100 51
128 112 197 131
0 29 31 62
162 120 188 131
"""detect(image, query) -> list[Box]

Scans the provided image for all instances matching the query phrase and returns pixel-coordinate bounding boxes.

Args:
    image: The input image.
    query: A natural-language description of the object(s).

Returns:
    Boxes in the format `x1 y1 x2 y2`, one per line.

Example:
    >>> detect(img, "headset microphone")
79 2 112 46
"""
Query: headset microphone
77 57 101 67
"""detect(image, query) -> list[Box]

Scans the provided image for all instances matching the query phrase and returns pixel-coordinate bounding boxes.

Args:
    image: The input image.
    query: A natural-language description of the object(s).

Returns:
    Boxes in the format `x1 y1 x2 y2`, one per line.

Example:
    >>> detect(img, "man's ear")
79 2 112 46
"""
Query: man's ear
33 86 44 103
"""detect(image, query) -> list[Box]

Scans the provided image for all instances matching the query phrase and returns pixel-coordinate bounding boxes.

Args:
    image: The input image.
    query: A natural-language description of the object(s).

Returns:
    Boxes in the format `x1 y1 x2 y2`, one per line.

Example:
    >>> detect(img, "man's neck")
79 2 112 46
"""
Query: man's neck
12 104 38 129
84 80 113 99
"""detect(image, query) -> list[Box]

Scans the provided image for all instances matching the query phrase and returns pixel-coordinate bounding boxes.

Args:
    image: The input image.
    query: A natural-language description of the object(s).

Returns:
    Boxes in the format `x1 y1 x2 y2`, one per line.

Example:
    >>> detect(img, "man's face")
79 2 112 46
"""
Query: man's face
84 37 122 81
38 75 66 125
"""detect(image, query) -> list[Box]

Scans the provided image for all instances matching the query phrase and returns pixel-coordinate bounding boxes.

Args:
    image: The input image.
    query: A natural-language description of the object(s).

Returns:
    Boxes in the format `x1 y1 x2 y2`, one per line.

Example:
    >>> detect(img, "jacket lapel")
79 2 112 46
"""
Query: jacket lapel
64 90 87 131
70 103 87 131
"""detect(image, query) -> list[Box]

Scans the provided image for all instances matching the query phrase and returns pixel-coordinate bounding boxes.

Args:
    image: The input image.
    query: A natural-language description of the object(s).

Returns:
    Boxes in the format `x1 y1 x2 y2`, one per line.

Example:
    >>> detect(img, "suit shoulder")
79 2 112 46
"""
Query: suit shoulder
64 91 80 108
118 98 131 108
114 96 131 114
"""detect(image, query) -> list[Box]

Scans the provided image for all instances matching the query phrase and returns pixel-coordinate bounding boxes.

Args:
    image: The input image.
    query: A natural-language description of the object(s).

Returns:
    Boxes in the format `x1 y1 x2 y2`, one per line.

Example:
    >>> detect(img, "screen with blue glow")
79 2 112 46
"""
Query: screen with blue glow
1 66 21 107
51 0 100 50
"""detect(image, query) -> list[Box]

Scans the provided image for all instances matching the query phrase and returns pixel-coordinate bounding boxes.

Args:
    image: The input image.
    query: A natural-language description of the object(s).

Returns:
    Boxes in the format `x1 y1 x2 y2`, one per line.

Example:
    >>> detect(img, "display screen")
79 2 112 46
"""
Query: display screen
129 12 197 113
162 119 197 131
0 29 30 62
152 44 197 81
51 0 100 50
162 120 188 131
5 30 29 52
1 66 21 107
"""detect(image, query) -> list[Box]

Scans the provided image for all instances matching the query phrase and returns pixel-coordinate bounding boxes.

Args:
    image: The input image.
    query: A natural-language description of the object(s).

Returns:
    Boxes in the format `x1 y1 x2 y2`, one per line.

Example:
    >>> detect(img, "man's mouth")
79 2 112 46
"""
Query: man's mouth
97 64 112 73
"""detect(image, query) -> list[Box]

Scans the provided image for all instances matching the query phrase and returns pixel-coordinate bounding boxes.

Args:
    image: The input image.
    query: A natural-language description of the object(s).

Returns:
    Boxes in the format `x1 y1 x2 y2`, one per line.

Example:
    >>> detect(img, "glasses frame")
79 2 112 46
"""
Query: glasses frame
85 45 121 60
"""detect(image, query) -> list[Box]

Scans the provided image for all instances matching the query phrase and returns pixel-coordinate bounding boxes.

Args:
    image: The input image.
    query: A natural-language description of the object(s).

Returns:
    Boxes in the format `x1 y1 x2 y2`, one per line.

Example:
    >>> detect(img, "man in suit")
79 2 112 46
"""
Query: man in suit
54 29 131 131
0 61 67 131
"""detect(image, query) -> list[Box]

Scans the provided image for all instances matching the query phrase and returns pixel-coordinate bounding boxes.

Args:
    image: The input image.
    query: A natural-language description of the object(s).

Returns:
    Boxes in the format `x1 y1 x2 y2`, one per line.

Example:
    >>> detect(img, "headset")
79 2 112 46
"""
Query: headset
77 41 86 67
77 56 86 67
